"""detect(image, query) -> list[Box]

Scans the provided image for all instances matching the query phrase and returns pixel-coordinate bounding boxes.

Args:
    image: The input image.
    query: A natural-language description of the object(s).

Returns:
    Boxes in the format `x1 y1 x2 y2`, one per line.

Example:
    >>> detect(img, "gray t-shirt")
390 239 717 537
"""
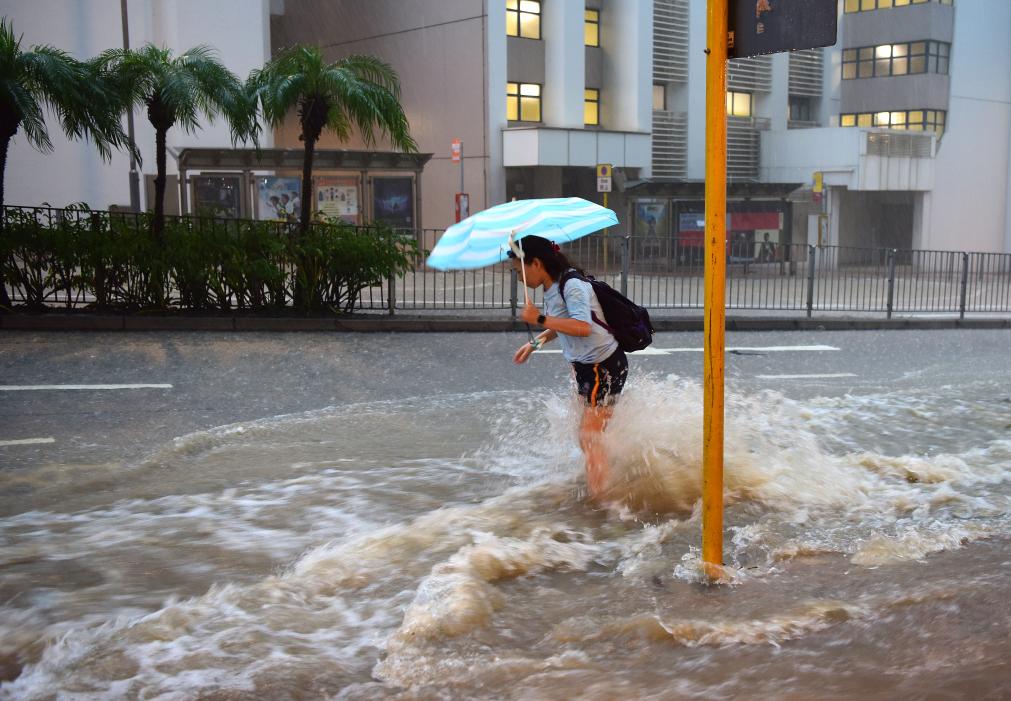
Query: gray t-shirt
543 273 618 364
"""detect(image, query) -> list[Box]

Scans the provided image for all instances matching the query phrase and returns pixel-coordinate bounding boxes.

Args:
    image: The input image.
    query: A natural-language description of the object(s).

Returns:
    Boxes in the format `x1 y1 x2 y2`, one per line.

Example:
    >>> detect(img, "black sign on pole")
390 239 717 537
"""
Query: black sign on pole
728 0 838 59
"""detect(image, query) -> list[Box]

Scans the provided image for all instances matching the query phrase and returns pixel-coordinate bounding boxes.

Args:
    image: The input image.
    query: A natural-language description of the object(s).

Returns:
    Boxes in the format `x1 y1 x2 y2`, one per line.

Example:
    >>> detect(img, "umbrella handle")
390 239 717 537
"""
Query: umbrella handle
508 231 532 306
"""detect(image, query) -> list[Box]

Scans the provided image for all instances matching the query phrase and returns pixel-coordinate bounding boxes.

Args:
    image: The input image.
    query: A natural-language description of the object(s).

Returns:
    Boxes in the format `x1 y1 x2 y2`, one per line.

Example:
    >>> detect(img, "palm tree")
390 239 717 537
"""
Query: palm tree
249 46 417 235
0 19 133 307
98 44 258 238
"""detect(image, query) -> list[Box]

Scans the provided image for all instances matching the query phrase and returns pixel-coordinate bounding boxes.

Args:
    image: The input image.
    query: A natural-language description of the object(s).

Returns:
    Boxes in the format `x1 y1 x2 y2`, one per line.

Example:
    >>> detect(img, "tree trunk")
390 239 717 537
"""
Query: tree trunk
153 125 168 243
0 129 13 309
299 133 315 237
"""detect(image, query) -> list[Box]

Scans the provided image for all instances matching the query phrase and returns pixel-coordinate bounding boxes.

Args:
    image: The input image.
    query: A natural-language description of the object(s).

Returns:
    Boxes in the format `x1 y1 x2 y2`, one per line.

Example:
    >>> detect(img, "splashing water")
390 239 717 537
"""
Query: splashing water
2 375 1010 699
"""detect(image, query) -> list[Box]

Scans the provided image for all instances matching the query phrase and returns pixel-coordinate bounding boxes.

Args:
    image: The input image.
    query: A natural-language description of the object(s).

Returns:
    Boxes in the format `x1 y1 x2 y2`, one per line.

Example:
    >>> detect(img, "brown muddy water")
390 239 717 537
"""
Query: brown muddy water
1 375 1010 700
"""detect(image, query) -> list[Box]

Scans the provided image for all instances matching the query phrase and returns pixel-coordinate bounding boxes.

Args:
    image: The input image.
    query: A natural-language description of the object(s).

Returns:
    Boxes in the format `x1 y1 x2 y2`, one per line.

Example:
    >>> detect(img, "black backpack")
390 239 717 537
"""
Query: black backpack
558 270 654 352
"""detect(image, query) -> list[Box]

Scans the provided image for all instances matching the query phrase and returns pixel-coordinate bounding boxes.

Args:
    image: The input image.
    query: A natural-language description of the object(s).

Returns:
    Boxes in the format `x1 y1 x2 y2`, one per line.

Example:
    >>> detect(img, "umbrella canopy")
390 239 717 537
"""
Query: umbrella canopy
426 197 618 270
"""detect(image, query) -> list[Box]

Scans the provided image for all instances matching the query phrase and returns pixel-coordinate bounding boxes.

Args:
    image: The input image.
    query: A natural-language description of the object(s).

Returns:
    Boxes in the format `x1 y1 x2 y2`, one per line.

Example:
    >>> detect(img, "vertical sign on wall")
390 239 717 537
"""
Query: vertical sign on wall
452 139 467 222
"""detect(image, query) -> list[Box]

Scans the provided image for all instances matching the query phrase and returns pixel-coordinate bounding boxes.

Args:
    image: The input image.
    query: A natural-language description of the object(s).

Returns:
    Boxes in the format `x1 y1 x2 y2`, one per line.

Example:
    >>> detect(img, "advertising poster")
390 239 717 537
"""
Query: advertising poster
256 176 302 222
315 176 360 224
191 174 242 218
635 201 667 237
372 176 414 228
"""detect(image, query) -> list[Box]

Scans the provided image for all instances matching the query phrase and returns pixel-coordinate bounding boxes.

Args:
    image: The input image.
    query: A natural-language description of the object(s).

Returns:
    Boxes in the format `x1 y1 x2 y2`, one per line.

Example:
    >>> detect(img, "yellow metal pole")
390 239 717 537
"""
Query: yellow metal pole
603 190 609 267
702 0 728 581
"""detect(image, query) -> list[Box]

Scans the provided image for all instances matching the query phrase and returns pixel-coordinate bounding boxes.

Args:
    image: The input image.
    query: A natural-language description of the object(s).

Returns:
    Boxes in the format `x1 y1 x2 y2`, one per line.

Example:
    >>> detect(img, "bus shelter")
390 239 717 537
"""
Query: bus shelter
174 148 432 227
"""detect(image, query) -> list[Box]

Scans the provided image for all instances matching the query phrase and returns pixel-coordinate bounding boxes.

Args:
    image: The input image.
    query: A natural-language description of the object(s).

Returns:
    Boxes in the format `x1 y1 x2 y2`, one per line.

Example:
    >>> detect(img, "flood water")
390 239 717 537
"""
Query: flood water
2 369 1010 699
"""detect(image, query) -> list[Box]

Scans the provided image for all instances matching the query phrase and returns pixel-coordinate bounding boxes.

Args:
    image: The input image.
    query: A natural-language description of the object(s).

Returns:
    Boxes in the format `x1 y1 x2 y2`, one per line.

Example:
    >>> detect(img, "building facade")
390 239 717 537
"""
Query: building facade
3 0 1010 255
270 0 652 233
0 0 273 213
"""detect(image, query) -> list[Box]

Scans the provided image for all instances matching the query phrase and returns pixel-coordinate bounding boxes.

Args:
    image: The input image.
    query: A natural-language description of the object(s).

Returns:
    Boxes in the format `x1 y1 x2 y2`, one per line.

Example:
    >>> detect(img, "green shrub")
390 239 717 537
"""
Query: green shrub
1 206 419 314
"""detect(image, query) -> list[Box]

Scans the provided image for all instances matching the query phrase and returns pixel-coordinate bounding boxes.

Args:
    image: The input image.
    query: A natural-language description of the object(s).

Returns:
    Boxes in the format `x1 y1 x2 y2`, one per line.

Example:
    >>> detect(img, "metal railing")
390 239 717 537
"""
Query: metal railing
3 205 1010 319
355 233 1010 319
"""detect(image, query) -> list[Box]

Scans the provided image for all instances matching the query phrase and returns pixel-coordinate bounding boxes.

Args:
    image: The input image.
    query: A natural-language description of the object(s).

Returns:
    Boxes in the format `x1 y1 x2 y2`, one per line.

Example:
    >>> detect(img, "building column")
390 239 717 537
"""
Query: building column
601 0 652 134
486 0 508 207
542 0 584 129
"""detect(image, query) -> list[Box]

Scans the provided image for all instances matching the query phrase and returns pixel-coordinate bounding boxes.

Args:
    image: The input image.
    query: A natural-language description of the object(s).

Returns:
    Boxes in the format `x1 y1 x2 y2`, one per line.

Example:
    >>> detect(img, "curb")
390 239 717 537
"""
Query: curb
2 314 1009 333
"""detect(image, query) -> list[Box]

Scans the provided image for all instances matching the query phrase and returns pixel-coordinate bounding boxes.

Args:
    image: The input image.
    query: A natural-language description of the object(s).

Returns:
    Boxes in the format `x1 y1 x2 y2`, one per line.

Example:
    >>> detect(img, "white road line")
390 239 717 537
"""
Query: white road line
0 437 56 446
755 373 857 380
538 344 840 355
0 384 173 391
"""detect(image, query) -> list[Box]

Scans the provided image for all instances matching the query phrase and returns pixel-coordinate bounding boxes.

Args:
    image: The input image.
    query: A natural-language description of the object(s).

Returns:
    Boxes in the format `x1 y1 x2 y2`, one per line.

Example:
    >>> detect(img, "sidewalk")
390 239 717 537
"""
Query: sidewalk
2 309 1009 333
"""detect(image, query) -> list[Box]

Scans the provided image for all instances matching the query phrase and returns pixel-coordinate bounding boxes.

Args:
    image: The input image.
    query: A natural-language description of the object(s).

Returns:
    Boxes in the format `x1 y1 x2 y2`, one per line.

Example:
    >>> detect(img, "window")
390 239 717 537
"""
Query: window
839 109 946 136
845 0 944 12
789 96 815 123
653 84 666 111
584 88 600 125
506 0 541 39
585 9 600 47
507 82 541 121
842 41 950 79
726 91 752 118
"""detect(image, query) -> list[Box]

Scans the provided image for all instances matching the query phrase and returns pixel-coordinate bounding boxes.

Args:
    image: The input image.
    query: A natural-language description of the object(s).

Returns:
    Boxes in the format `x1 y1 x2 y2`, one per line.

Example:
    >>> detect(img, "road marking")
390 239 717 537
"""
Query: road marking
0 437 56 446
538 344 840 356
755 373 857 380
0 384 173 391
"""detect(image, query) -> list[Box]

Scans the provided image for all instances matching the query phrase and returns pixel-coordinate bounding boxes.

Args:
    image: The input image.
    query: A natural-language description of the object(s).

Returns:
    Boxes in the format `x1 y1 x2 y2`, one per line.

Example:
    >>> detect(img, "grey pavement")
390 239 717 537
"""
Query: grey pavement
2 328 1009 476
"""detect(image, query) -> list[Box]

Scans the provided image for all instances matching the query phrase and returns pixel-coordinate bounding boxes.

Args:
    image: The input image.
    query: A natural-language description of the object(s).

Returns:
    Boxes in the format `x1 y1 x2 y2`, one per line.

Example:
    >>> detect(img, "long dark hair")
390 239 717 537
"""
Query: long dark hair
507 235 585 281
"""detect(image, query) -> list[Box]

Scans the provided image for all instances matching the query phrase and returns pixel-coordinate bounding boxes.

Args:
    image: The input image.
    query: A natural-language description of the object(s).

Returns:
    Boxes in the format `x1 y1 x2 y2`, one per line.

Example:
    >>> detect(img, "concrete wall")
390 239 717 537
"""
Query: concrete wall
271 0 487 230
0 0 271 210
927 0 1011 252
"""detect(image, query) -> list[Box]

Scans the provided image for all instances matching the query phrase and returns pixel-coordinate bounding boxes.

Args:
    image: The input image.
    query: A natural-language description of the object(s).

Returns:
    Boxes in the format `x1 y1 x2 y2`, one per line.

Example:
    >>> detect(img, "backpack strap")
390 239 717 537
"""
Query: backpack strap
557 270 612 334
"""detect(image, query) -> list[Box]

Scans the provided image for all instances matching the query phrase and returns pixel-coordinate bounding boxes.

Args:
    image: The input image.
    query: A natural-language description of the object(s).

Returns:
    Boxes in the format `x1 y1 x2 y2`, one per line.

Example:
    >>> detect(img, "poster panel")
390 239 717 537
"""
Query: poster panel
315 176 361 224
635 201 668 237
192 174 242 218
372 176 414 228
256 176 302 222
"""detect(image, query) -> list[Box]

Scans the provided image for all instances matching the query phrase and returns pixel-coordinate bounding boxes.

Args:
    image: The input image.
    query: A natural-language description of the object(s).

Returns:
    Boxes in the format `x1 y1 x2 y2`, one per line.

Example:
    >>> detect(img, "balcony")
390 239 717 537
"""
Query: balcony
728 117 770 182
502 127 651 169
761 127 936 191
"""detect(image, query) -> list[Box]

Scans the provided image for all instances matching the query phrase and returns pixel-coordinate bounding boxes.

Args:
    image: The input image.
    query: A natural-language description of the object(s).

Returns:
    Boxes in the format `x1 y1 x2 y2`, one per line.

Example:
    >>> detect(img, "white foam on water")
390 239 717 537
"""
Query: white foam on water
4 378 1010 699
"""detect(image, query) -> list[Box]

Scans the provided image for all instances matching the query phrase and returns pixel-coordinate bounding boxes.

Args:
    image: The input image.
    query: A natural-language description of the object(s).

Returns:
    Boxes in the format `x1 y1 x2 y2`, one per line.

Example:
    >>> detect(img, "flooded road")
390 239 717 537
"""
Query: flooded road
1 330 1009 699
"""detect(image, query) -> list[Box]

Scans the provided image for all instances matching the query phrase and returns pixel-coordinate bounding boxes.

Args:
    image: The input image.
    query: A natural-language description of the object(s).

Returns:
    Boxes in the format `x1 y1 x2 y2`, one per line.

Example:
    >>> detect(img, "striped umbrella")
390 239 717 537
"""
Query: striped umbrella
426 197 618 271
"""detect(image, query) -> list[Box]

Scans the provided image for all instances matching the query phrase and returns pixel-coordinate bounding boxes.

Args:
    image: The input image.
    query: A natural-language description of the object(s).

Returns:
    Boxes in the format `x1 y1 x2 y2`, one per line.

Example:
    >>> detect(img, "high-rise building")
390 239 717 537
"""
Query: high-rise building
3 0 1009 255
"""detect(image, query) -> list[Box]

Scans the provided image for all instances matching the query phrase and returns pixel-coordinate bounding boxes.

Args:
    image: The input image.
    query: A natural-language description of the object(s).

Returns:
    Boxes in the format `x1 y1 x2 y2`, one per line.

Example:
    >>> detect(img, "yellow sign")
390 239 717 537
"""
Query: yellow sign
813 171 823 193
596 163 612 178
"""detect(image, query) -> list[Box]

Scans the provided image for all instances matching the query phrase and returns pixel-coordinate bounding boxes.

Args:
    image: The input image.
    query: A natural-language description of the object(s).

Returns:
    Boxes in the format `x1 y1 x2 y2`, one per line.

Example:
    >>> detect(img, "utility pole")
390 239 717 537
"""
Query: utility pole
121 0 141 212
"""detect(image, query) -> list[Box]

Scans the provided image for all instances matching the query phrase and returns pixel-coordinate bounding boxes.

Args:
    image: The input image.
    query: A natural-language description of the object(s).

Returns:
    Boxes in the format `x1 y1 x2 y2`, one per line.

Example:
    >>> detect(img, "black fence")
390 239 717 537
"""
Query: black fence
3 206 1010 318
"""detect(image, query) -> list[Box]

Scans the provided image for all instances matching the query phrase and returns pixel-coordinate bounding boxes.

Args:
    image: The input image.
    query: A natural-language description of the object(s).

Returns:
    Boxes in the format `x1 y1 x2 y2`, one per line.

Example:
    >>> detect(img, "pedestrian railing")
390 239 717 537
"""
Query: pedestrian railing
357 233 1011 319
3 205 1010 318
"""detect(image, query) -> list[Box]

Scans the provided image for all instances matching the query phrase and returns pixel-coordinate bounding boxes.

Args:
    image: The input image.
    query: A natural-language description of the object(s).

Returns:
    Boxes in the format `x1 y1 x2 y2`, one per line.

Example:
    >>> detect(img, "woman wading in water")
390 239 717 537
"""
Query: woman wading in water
509 235 628 501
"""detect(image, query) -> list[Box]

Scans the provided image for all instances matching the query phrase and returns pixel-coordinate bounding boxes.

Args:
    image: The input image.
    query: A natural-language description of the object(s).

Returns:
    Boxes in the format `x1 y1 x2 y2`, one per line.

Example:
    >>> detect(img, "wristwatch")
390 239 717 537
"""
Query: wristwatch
537 314 546 325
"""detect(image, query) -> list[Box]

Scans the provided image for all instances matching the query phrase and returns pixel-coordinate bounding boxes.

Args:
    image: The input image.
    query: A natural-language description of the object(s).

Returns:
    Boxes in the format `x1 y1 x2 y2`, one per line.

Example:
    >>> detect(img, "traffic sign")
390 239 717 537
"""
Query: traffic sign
596 163 612 193
451 139 461 163
728 0 837 59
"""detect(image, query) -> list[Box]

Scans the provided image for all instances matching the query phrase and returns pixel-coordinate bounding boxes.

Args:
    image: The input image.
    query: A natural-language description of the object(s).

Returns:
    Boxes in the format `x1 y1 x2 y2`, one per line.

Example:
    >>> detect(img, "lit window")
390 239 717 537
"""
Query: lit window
839 109 946 137
653 84 666 111
585 9 600 47
584 88 599 125
842 40 949 79
506 0 541 39
726 91 752 118
507 82 541 121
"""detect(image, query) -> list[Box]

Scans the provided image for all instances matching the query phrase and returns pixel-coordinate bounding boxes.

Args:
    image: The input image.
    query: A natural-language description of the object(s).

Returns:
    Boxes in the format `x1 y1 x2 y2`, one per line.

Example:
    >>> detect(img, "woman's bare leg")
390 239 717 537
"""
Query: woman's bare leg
580 404 613 500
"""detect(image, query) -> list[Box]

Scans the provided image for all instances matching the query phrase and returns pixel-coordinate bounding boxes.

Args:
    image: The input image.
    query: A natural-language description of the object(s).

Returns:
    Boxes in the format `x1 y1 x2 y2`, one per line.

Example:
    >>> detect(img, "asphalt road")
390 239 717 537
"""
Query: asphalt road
1 328 1009 473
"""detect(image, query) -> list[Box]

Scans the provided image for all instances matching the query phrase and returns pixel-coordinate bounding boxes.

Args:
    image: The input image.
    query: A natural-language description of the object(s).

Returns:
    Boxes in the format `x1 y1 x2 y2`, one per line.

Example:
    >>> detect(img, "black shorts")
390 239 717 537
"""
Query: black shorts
572 348 628 407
